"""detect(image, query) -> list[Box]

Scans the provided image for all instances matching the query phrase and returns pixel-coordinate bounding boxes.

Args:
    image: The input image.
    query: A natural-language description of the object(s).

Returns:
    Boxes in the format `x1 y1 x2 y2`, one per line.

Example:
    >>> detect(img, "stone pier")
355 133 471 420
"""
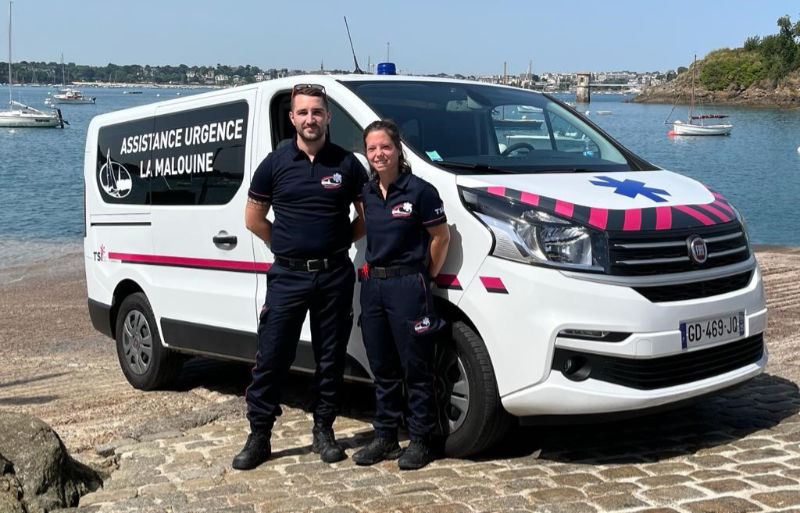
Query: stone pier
576 72 591 103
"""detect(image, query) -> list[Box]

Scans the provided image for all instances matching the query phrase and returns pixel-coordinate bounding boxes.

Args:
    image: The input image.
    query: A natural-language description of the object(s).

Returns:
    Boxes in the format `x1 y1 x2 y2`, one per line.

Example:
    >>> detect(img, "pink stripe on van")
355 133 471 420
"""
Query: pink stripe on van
479 276 508 294
655 206 672 230
623 209 642 231
587 208 608 229
108 252 271 273
520 191 539 206
696 203 731 222
554 200 574 218
674 205 716 225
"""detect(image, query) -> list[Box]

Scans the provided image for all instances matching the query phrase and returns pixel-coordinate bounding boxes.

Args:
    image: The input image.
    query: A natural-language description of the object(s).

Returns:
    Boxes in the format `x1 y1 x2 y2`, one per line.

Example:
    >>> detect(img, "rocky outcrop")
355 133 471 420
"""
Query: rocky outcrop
0 454 25 513
631 69 800 108
0 413 103 513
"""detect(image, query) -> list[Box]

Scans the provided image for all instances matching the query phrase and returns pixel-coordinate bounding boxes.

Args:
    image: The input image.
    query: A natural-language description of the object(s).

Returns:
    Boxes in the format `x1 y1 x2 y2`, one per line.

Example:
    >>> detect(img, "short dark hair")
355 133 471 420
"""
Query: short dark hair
363 119 412 174
290 84 328 110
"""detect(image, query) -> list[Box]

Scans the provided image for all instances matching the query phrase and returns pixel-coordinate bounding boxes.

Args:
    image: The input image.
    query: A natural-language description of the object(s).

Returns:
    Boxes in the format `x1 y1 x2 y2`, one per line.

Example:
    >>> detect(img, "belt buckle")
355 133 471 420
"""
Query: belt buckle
373 267 387 279
306 258 325 272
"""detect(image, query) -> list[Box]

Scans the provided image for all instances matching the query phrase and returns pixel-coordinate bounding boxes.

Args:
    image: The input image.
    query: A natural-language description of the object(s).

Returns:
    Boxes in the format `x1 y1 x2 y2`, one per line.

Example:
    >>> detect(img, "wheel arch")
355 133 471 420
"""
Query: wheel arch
111 279 145 339
432 295 514 456
433 296 481 340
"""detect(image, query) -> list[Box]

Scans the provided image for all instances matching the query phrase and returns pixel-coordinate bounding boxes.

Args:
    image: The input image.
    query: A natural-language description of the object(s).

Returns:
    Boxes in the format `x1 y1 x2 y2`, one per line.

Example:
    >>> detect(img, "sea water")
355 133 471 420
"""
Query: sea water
1 87 798 272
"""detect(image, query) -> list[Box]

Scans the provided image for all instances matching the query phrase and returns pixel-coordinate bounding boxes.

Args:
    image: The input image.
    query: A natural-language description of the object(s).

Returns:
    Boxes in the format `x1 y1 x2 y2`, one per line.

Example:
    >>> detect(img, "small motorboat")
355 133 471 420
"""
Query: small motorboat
51 88 96 104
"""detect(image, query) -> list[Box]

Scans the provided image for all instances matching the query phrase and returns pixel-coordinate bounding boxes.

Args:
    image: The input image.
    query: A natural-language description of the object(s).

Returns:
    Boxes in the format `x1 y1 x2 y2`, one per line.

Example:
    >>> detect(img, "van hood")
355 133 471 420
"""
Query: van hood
457 170 738 231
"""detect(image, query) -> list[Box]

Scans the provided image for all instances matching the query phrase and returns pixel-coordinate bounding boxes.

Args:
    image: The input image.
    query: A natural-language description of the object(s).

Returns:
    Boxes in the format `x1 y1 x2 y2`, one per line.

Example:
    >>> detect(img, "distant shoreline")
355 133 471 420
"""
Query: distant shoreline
13 82 222 90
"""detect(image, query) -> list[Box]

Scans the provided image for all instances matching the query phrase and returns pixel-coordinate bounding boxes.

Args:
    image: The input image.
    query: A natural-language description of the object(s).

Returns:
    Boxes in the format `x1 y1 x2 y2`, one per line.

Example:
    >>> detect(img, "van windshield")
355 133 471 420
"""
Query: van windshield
344 80 656 174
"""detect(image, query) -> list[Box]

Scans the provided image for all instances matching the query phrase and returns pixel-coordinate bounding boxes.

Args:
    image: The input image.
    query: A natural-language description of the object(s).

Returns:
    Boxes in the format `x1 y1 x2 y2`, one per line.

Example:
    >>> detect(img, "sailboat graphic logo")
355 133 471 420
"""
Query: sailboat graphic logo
99 149 132 198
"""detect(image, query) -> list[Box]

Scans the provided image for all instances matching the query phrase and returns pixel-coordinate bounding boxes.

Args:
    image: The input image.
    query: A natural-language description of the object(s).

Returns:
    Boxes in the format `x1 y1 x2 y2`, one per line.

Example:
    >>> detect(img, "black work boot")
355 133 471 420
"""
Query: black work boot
352 436 402 466
231 431 271 470
311 424 347 463
398 440 434 470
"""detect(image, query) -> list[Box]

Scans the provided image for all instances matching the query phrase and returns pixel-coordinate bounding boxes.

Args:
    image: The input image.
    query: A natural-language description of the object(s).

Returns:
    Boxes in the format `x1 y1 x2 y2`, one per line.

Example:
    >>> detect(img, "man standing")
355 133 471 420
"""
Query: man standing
232 84 368 470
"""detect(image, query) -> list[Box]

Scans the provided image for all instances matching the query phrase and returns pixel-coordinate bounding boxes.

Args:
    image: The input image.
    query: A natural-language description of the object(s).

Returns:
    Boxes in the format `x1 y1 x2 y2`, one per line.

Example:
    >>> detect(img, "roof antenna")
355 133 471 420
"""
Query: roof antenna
344 16 365 74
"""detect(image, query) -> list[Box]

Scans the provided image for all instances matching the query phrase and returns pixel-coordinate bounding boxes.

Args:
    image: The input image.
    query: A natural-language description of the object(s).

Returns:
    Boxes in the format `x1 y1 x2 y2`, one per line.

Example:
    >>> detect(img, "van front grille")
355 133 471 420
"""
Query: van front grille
633 271 753 302
608 221 749 276
552 334 764 390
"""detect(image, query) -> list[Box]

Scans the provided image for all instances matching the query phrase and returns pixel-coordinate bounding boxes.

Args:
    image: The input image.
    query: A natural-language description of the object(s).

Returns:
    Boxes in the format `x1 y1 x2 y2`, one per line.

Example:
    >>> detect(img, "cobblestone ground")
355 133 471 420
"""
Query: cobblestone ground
2 249 798 513
50 363 799 513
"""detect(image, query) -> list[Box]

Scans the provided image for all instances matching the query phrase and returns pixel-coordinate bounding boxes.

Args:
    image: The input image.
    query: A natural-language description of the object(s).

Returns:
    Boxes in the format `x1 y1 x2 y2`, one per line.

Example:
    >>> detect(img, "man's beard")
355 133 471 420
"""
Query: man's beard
298 125 324 143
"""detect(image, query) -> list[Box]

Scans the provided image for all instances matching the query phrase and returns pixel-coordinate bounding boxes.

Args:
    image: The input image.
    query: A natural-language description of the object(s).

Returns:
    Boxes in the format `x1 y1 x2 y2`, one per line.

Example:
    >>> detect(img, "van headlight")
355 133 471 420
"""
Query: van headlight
460 186 608 272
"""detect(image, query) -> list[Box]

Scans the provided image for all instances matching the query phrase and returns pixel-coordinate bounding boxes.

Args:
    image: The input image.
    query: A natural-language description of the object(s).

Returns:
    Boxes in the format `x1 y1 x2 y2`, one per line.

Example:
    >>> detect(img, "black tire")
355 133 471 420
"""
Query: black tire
115 292 182 390
434 320 513 457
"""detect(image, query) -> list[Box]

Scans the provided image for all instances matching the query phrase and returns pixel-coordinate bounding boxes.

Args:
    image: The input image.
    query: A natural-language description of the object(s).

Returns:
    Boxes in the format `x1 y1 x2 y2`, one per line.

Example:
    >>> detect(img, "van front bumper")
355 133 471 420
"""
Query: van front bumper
502 343 766 416
456 254 768 416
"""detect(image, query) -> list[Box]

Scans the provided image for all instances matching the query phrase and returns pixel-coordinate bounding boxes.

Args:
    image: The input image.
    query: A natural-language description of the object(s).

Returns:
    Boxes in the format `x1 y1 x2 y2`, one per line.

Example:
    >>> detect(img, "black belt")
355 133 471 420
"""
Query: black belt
369 264 422 279
274 252 349 272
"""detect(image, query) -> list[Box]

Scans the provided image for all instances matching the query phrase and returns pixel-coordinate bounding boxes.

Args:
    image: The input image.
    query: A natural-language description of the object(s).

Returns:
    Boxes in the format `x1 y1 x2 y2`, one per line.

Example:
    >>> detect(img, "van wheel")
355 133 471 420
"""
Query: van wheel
115 292 182 390
434 320 512 457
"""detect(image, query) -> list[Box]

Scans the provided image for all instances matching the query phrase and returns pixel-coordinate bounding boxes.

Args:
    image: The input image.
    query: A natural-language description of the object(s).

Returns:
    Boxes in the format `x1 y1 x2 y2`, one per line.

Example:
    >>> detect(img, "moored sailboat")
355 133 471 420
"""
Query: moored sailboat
0 1 64 128
669 55 732 136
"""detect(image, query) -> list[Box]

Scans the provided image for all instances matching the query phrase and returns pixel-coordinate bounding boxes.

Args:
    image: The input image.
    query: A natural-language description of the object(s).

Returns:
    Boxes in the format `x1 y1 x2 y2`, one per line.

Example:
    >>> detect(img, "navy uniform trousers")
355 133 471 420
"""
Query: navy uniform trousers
246 261 355 433
359 270 441 442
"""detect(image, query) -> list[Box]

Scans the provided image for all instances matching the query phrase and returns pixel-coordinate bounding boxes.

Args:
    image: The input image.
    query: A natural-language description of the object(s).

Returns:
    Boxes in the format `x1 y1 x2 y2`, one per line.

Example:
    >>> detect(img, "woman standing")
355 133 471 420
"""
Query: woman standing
353 120 450 470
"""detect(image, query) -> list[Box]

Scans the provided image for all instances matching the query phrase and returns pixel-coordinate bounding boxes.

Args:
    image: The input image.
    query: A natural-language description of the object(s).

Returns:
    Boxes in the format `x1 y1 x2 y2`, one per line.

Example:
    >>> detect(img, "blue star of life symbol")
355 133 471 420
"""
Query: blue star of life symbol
590 176 671 203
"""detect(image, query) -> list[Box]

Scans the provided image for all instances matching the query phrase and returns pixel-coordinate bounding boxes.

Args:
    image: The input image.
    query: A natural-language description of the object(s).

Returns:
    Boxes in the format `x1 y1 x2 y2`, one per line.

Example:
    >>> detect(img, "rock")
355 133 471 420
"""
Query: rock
0 412 103 512
0 454 25 513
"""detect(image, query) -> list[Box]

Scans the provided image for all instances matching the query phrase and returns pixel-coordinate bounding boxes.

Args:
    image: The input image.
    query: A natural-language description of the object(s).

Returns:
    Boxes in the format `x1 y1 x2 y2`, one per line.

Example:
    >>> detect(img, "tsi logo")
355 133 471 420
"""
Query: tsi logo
391 202 414 218
321 172 343 189
99 151 132 199
92 244 106 262
687 235 708 264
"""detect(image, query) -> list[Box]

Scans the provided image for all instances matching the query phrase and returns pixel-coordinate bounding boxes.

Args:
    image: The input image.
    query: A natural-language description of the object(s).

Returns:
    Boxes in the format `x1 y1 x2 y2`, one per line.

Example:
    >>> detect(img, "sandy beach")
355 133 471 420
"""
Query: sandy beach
1 247 799 512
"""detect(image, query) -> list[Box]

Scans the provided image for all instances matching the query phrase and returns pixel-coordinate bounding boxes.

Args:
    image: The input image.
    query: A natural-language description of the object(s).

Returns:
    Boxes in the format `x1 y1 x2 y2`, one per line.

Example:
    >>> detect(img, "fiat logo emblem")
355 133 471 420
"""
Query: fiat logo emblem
687 235 708 264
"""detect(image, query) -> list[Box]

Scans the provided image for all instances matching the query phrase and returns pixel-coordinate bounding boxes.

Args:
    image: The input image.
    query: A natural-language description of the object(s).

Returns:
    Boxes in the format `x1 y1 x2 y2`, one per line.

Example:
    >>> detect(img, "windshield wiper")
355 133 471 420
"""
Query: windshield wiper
435 161 513 174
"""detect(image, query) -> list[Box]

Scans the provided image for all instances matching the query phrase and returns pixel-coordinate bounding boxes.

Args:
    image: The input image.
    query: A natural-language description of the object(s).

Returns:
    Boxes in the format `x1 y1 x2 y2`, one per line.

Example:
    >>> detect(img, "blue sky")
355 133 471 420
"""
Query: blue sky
6 0 800 75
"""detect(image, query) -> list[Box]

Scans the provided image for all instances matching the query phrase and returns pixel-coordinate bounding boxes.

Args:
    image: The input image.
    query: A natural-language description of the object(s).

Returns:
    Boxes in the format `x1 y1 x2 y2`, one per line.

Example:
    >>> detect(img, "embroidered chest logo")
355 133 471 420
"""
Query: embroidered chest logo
321 172 343 189
391 201 414 218
414 316 431 333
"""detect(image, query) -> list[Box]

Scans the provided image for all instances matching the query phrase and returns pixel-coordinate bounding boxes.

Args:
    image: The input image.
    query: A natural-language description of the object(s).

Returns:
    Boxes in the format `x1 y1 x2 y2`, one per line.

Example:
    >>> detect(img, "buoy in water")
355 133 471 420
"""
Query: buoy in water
796 146 800 153
668 131 676 137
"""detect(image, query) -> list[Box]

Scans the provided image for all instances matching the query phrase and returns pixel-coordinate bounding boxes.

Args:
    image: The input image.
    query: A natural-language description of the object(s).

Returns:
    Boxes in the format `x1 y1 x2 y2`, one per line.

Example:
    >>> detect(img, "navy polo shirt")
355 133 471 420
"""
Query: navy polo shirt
249 139 368 258
363 173 447 267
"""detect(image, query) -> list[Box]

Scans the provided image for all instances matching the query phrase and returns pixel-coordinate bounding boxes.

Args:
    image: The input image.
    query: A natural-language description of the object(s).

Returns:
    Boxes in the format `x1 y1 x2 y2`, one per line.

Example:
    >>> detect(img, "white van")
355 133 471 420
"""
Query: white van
84 74 767 456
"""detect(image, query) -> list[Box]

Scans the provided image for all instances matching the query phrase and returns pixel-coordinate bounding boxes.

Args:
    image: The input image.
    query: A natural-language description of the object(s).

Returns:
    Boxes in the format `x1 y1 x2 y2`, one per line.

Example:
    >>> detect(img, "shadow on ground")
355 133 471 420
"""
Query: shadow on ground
485 373 800 464
160 358 799 465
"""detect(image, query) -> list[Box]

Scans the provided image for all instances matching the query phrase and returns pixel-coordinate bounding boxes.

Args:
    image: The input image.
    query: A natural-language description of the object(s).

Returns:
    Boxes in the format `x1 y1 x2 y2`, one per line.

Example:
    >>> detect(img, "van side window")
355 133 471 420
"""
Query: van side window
149 102 249 206
328 101 364 155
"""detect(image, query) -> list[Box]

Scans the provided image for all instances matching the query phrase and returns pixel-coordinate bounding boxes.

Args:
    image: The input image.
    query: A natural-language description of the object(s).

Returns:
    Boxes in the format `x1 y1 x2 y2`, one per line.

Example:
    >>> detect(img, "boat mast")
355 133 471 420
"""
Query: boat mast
689 54 696 123
7 1 12 107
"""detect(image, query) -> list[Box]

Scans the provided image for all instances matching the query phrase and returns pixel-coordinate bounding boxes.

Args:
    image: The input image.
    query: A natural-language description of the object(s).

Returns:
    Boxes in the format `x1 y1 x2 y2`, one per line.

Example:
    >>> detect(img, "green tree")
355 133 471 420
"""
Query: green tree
743 36 761 51
775 15 797 74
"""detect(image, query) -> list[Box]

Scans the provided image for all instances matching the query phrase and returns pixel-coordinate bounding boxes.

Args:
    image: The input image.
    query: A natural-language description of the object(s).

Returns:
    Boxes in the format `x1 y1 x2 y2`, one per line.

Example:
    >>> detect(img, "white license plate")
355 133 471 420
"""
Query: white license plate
680 311 745 349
